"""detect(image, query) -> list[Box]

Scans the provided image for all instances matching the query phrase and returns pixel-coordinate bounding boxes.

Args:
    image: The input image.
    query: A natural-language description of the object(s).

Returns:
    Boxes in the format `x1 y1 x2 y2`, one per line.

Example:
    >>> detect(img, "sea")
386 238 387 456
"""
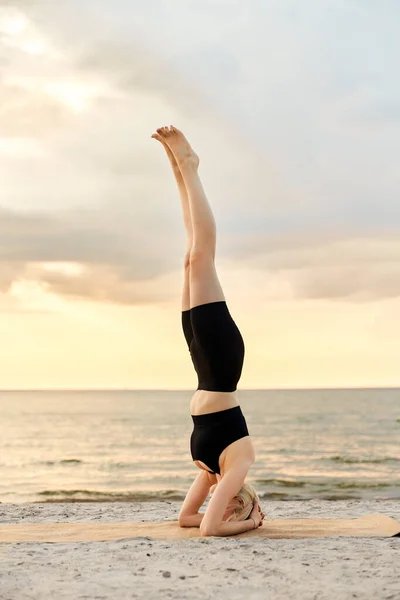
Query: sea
0 389 399 504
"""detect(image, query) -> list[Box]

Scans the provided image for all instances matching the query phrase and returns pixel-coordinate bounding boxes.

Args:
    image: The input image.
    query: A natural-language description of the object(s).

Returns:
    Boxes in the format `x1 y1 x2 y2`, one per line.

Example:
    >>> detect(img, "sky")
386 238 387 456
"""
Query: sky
0 0 399 389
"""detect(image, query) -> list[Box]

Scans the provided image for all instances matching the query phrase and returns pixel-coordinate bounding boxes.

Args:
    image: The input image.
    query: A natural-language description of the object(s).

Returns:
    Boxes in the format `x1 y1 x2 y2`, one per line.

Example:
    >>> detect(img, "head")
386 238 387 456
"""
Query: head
210 482 259 522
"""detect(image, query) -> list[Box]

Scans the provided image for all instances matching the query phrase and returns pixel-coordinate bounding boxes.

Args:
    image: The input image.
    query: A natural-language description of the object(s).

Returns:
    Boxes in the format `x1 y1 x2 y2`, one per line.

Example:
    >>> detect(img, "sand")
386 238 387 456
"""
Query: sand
0 500 399 600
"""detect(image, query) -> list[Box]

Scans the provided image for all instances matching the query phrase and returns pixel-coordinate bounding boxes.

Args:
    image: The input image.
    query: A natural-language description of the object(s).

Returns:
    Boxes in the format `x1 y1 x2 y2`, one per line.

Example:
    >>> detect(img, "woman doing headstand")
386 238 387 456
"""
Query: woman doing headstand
152 126 264 537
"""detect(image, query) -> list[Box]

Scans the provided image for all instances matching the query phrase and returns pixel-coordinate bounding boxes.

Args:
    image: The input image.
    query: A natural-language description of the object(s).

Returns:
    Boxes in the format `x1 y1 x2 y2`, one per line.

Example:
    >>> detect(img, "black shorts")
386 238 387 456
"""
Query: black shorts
190 406 249 474
181 301 245 393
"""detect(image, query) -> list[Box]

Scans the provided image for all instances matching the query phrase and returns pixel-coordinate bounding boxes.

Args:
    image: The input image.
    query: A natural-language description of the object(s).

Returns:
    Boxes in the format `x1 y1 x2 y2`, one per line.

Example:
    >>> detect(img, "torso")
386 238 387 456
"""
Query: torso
190 389 254 475
190 389 239 415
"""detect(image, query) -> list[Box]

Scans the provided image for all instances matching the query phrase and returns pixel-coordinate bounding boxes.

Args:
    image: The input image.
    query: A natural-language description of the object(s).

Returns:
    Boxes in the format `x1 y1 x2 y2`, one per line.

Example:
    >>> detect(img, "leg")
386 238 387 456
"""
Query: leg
152 128 193 311
189 252 226 309
182 254 191 312
154 126 226 309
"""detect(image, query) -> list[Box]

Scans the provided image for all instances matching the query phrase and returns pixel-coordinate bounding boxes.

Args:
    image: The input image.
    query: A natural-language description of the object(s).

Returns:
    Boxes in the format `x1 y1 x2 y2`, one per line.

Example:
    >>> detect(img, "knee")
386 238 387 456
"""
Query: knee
189 248 215 264
184 252 191 269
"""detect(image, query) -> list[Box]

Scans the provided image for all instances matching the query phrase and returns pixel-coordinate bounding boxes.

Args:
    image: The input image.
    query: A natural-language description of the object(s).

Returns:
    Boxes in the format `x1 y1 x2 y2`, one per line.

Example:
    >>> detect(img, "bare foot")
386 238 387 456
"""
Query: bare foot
152 125 199 170
151 128 182 177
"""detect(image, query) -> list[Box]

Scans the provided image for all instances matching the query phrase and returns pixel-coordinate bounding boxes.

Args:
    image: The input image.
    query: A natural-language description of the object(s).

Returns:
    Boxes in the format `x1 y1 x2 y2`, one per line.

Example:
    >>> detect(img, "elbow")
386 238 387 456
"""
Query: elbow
199 523 218 537
178 515 187 528
178 514 193 528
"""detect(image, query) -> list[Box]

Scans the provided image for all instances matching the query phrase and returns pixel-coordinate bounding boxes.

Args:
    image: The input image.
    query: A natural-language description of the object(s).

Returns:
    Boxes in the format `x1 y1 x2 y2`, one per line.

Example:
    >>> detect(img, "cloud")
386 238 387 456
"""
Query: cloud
0 206 182 275
1 202 399 305
73 41 204 116
1 0 400 309
226 234 400 301
0 84 72 137
295 262 400 300
346 100 400 131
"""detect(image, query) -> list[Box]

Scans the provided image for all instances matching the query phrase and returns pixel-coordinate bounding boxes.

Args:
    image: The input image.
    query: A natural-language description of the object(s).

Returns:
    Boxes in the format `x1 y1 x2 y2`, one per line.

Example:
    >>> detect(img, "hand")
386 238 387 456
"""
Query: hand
249 500 264 529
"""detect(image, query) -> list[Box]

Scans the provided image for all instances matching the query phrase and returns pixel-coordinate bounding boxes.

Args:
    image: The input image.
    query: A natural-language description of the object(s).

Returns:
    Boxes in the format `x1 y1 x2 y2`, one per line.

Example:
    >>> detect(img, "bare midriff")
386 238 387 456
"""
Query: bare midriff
190 389 239 416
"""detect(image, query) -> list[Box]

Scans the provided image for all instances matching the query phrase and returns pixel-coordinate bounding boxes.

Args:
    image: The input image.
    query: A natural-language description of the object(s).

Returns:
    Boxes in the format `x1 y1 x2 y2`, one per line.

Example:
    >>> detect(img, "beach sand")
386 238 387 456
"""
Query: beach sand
1 500 399 600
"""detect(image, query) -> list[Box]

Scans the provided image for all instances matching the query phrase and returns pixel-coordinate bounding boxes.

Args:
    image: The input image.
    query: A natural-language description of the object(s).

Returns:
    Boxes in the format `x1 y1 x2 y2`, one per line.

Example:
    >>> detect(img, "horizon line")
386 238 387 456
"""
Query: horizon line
0 386 398 392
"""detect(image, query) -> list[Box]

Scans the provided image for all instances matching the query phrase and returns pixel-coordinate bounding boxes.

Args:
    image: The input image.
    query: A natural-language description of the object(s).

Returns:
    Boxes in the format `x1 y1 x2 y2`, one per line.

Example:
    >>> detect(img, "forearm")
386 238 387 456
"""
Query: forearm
178 512 204 528
202 518 256 537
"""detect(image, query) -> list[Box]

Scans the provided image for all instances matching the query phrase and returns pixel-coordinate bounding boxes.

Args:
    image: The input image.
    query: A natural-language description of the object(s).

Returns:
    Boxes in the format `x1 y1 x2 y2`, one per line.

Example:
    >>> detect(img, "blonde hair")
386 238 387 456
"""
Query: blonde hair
225 483 259 522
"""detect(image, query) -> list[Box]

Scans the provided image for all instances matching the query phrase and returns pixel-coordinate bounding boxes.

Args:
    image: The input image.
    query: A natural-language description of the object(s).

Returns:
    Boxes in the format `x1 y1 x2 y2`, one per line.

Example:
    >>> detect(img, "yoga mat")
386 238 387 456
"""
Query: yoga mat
0 514 399 542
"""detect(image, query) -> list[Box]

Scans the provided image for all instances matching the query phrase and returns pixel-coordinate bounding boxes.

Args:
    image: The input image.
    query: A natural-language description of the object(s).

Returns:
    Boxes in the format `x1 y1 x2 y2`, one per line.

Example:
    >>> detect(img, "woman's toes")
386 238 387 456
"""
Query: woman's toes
171 125 183 136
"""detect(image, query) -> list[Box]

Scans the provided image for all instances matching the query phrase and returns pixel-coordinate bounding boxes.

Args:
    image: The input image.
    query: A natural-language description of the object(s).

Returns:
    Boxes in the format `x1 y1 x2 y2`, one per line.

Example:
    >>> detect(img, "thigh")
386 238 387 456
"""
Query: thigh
190 300 243 354
181 310 194 351
182 263 191 311
189 253 226 309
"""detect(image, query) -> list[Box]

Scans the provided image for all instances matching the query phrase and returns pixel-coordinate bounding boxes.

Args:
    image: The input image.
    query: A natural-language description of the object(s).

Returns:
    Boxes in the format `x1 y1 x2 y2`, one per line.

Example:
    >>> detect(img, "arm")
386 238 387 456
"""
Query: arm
200 462 255 537
178 470 214 527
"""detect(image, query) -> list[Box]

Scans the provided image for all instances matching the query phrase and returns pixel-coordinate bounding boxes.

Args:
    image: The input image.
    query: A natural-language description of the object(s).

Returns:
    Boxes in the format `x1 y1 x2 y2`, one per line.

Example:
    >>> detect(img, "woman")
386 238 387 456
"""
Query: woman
152 126 264 537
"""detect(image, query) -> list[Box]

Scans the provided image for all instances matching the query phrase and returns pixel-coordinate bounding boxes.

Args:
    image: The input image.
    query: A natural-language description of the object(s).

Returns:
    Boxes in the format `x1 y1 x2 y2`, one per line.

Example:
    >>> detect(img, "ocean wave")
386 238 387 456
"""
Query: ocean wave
36 489 186 502
259 492 360 501
255 479 310 488
335 481 396 489
41 459 83 466
329 455 400 464
32 480 400 503
255 478 400 489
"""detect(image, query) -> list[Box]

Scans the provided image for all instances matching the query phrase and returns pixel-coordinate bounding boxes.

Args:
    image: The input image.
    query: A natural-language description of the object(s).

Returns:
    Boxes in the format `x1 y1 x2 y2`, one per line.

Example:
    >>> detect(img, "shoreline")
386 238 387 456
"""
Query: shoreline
1 498 399 525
